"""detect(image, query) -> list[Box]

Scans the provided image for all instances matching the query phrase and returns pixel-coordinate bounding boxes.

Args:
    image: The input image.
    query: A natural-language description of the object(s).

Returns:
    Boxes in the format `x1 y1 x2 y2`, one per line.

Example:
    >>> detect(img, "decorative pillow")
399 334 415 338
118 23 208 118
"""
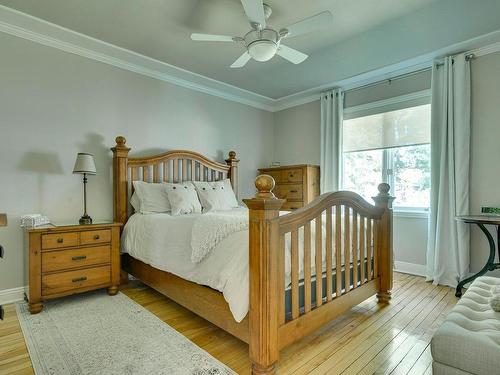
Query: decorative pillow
132 181 171 214
193 179 239 212
165 182 202 215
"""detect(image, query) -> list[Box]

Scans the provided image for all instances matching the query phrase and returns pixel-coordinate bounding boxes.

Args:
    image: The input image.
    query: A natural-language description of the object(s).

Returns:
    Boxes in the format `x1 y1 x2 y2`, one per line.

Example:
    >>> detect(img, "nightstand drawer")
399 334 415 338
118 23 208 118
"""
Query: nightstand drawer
42 265 111 296
80 229 111 246
42 232 79 250
276 184 303 200
42 245 111 273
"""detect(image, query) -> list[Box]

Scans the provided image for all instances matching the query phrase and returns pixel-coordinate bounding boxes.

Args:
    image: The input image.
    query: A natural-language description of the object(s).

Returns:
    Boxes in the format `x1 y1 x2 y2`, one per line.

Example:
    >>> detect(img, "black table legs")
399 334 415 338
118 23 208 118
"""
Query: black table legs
456 223 500 297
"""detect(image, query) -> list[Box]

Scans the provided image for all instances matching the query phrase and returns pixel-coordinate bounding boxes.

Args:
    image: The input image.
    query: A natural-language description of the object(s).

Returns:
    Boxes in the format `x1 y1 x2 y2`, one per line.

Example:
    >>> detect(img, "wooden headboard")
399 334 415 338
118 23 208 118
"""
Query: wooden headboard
111 136 239 225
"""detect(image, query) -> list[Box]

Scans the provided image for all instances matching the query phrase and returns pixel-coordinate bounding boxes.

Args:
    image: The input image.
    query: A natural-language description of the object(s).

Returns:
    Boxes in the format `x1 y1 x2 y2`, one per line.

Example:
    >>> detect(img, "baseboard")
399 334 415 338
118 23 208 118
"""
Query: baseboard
0 286 26 305
394 261 427 277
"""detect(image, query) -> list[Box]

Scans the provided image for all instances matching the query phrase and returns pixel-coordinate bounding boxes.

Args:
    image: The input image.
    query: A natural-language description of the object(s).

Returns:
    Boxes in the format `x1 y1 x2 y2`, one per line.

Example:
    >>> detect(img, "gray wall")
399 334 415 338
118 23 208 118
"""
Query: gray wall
273 100 321 166
0 33 274 291
470 51 500 275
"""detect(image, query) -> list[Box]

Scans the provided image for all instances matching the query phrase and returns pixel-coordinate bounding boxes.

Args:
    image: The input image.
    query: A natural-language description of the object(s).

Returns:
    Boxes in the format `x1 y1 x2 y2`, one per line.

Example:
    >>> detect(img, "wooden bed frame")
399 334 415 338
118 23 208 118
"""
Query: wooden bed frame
111 136 394 375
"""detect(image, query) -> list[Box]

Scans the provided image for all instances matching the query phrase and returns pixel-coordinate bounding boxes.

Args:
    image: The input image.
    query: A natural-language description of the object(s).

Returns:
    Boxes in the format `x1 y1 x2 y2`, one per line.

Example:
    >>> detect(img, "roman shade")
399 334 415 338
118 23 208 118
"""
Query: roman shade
343 104 431 153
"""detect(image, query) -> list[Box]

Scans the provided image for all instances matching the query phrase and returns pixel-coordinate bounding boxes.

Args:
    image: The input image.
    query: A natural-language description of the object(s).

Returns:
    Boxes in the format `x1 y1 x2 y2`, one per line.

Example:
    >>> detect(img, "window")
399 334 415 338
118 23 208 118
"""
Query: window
342 103 431 211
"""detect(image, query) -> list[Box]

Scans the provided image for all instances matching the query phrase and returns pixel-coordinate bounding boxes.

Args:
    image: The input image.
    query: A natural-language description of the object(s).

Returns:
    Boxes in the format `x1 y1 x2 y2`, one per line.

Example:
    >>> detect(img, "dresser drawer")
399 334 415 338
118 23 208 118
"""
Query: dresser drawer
276 184 303 200
264 170 282 184
80 229 111 246
42 265 111 296
282 201 304 211
284 168 303 183
42 245 111 273
42 232 79 250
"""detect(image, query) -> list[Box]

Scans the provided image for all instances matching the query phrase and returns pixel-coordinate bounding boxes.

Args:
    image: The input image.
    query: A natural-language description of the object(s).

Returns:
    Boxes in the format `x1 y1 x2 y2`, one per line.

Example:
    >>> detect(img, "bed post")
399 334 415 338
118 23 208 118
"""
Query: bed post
243 175 285 375
111 136 130 225
225 151 239 199
373 183 394 303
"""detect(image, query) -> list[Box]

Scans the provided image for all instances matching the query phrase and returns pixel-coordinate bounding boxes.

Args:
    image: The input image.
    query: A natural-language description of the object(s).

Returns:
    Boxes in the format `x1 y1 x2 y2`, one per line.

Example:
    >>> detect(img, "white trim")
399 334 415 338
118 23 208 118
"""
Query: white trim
0 5 500 112
394 261 426 277
0 286 26 305
394 210 429 219
343 89 431 116
274 30 500 112
0 5 275 111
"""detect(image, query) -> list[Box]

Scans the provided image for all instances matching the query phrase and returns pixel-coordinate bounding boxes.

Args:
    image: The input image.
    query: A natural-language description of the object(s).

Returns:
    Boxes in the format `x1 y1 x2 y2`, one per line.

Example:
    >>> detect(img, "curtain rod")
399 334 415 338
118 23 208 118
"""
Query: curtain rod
344 66 432 94
435 53 476 67
342 53 476 95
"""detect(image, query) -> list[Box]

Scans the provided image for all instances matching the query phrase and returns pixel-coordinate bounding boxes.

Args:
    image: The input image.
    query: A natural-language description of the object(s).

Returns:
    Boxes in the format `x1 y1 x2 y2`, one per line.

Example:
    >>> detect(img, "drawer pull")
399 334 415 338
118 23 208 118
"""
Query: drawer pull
290 190 298 193
72 255 87 261
57 238 64 243
93 235 100 240
72 276 87 283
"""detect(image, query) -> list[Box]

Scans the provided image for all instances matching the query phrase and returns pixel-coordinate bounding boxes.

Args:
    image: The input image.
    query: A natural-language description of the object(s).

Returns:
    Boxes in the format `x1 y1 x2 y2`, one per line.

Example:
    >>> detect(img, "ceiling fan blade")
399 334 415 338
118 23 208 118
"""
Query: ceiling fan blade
281 11 333 38
276 45 308 64
191 33 235 42
230 52 251 68
240 0 266 28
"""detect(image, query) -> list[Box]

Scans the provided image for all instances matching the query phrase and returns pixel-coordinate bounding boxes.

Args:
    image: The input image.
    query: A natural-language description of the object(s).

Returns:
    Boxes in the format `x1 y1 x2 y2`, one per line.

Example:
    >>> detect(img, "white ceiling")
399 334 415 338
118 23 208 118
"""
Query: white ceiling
0 0 442 99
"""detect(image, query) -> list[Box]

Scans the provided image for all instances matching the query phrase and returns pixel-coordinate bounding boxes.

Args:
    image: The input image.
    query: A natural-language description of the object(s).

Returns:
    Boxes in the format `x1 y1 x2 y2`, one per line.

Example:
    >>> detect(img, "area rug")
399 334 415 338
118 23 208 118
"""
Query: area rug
16 291 235 375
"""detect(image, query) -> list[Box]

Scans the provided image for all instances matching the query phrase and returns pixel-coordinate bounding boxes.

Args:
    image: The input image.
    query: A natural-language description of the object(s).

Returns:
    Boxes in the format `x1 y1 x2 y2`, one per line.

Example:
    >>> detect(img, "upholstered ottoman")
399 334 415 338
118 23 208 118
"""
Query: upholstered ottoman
431 276 500 375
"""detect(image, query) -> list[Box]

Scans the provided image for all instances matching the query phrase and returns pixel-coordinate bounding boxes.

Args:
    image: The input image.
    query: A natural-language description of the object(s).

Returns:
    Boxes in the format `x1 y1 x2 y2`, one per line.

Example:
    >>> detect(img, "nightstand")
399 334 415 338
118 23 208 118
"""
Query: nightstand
25 222 122 314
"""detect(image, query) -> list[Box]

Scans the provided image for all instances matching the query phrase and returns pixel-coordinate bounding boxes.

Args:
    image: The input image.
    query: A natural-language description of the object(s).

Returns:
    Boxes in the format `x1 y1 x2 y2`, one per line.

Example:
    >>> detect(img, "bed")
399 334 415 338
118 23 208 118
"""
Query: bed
111 136 394 375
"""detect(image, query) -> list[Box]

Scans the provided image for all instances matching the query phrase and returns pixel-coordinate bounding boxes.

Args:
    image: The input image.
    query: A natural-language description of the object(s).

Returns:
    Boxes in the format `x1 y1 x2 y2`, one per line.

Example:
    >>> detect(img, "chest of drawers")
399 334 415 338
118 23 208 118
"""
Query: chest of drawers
258 165 320 210
25 222 122 314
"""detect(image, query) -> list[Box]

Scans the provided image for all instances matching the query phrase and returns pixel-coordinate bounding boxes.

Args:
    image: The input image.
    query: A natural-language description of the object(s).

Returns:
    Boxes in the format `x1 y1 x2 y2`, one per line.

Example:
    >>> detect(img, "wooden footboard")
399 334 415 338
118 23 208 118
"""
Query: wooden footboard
243 175 393 375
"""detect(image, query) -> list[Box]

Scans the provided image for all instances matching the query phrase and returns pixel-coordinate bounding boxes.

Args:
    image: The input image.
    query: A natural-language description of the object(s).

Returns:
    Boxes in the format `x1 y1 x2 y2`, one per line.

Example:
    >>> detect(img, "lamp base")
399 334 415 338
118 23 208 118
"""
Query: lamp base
79 215 92 225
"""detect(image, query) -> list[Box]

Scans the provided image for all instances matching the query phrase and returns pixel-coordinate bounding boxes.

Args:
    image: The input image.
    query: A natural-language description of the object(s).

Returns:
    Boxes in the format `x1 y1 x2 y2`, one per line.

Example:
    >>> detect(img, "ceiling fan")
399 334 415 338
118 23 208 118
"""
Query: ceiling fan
190 0 333 68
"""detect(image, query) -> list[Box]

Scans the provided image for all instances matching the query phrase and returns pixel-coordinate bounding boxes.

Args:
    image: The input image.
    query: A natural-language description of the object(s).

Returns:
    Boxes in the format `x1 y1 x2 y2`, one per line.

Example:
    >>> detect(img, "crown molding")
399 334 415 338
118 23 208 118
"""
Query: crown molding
272 29 500 112
1 5 500 113
0 5 276 111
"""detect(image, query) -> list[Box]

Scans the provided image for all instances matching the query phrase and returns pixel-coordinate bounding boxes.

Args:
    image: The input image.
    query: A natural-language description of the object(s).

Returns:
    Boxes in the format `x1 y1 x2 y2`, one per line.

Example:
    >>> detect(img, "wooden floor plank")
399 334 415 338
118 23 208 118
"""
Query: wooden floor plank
0 273 455 375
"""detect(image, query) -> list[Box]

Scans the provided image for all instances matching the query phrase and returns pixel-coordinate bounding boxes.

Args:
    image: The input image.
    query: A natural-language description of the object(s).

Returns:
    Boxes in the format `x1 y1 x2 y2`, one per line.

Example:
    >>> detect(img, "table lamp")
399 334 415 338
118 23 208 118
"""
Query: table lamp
73 153 96 225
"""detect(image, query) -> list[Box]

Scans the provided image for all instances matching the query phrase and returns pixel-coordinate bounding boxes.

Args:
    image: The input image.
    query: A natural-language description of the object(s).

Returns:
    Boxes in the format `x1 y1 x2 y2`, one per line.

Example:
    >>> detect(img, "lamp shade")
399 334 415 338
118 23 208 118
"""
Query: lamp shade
73 153 96 175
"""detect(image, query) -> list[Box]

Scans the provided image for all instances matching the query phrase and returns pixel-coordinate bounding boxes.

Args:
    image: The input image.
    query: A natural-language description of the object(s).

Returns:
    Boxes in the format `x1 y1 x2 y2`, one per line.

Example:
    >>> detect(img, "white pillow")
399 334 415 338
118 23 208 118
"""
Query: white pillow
193 179 239 212
130 191 141 212
165 182 202 216
132 181 171 214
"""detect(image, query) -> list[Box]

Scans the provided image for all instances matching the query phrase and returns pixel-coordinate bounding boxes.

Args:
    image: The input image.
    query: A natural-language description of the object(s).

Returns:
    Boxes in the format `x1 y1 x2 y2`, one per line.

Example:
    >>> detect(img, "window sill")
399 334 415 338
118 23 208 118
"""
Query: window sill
393 210 429 219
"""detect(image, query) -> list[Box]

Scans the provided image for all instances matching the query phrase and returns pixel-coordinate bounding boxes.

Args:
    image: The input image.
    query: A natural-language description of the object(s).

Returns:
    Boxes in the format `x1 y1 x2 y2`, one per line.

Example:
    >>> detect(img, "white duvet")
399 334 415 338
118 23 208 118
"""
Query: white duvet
122 207 360 322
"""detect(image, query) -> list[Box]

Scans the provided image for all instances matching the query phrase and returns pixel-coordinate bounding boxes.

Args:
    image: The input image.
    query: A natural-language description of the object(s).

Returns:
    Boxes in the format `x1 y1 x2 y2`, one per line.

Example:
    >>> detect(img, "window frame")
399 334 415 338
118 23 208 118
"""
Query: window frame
341 90 432 214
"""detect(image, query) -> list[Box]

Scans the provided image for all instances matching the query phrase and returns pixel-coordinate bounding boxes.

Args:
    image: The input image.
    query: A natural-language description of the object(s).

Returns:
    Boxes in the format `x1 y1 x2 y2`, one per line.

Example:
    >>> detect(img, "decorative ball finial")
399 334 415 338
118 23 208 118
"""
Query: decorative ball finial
378 183 390 195
255 174 275 199
115 136 126 147
229 151 236 159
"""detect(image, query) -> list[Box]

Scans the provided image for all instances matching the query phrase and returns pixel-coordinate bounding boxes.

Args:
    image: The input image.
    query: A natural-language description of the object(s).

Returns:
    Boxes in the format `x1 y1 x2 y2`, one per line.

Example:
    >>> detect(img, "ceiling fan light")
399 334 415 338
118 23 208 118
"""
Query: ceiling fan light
248 40 277 62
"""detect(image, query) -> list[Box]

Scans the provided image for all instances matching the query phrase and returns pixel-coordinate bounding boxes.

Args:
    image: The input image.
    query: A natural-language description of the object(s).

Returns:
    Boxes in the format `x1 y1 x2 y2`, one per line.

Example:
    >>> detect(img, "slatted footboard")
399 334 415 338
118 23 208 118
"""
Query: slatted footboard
244 175 394 375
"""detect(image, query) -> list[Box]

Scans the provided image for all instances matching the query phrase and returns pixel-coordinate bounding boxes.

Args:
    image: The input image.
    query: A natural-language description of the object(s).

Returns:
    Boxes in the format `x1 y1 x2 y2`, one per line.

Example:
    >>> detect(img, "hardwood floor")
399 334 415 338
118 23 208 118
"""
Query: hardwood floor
0 273 456 375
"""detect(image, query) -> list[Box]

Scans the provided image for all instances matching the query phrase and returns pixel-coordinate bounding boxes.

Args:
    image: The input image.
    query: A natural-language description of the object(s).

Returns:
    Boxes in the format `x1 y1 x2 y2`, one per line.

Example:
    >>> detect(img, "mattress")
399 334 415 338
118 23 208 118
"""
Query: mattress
121 207 368 322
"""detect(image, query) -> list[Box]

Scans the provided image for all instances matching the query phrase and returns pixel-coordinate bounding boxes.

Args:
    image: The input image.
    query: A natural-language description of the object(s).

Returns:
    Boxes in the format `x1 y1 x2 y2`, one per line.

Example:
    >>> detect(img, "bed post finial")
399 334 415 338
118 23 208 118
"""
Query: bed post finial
225 151 239 199
243 176 284 375
111 136 131 226
373 183 394 304
254 174 276 199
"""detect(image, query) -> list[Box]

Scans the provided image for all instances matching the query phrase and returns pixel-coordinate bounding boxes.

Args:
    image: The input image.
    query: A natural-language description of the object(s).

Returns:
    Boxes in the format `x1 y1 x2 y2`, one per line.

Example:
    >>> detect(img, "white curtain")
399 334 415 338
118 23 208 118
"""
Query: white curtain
320 88 343 193
426 53 471 287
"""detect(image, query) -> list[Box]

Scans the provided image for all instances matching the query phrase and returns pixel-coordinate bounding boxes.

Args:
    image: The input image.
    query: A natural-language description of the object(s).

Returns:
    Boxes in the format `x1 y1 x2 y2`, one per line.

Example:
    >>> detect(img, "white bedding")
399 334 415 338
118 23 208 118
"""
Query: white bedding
122 207 361 322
